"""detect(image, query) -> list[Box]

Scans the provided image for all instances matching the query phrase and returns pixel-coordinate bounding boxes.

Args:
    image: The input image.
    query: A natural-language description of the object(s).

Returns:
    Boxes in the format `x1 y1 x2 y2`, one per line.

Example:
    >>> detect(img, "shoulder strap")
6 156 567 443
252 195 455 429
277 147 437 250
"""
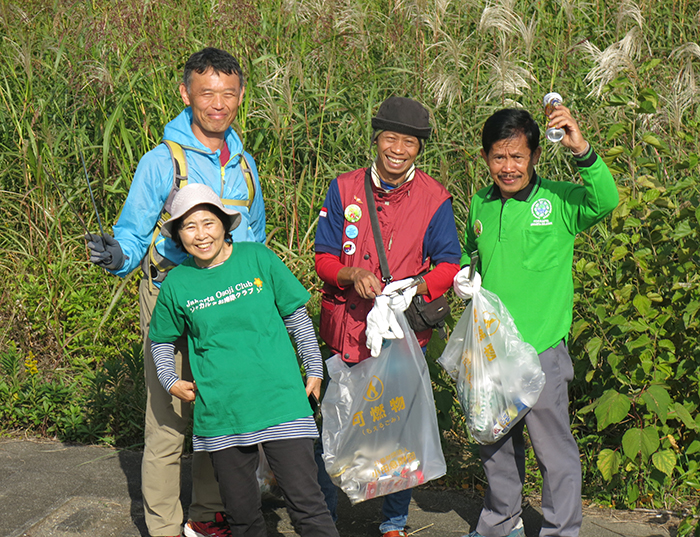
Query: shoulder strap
156 140 189 226
240 153 256 207
220 153 256 209
163 140 188 190
364 170 392 284
140 141 189 289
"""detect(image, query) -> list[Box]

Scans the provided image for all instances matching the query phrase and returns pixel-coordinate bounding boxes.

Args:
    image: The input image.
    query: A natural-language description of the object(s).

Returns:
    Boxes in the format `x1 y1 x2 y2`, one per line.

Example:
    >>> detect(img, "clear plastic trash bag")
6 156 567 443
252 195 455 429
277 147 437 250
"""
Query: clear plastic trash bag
438 287 546 445
256 444 278 495
321 311 446 504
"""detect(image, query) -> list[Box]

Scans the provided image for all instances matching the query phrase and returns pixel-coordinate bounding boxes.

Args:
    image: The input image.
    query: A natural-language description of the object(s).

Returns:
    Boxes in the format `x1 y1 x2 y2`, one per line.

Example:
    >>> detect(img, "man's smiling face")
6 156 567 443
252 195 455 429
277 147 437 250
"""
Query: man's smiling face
179 67 244 146
374 131 421 187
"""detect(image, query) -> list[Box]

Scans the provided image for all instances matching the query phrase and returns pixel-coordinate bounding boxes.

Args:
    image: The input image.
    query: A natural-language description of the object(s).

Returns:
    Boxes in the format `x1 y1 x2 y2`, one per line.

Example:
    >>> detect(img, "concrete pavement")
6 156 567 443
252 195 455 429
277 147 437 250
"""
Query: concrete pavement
1 439 675 537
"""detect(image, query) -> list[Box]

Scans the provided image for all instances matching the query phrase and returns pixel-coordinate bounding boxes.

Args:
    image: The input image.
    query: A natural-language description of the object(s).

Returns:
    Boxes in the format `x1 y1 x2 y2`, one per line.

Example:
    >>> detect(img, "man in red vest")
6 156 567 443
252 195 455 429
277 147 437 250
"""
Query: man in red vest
313 96 461 537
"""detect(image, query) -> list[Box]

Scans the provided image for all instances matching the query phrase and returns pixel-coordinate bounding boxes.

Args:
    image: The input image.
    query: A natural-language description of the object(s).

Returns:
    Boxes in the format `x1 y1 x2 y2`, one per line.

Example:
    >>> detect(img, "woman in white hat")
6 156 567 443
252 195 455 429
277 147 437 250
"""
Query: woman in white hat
149 183 338 537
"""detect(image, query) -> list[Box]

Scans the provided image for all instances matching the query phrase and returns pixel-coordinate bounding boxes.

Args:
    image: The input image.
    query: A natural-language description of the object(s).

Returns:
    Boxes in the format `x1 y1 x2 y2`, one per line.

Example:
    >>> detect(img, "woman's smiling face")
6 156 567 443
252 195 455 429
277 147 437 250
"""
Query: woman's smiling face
178 205 229 268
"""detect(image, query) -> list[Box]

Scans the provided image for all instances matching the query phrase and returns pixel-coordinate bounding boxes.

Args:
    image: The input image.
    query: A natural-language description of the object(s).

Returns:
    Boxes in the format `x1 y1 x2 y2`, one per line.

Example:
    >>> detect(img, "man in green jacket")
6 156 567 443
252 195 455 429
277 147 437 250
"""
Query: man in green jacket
454 105 619 537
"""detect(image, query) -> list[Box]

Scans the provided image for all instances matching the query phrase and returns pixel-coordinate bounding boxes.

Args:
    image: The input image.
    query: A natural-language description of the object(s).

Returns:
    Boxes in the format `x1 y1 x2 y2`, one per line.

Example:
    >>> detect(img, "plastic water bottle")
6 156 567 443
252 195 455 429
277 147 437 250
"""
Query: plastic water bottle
543 92 565 142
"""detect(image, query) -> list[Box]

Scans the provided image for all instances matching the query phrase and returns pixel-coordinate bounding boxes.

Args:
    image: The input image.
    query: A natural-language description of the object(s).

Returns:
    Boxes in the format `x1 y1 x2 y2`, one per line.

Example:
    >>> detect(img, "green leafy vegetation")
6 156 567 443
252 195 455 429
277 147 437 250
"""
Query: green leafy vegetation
1 0 699 529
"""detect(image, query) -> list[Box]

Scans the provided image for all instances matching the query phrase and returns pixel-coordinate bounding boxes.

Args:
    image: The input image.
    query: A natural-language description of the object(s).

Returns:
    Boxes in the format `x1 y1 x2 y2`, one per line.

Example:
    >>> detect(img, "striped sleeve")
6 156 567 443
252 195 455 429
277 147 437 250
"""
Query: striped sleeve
150 341 179 393
282 306 323 379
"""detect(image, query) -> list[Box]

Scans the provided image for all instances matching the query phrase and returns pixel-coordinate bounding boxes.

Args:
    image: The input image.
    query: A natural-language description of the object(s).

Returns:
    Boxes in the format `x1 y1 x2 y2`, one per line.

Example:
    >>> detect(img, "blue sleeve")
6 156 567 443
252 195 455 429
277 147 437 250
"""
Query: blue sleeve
112 144 175 277
423 198 462 265
314 179 344 256
245 151 267 243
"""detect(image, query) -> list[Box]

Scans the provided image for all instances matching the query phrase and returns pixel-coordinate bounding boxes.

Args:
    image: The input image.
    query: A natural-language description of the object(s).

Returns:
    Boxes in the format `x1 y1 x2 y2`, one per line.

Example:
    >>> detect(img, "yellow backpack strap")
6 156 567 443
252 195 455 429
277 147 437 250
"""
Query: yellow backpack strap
221 153 256 210
141 140 189 290
163 140 188 191
240 153 255 208
156 141 188 228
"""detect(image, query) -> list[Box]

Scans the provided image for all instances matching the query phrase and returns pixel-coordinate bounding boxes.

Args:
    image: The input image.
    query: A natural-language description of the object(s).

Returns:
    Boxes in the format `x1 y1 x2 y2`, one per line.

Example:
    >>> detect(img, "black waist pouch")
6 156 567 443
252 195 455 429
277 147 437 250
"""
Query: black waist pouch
405 294 450 336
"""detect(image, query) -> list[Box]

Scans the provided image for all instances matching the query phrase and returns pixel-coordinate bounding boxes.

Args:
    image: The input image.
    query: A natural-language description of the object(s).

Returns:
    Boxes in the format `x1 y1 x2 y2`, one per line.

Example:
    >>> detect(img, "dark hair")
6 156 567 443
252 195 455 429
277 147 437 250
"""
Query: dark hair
171 205 233 252
183 48 245 91
482 109 540 155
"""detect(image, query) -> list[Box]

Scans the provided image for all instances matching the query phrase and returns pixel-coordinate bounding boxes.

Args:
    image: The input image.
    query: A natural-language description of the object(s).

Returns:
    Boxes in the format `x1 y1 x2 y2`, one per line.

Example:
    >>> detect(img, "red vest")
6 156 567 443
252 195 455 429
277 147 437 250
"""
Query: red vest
319 167 452 363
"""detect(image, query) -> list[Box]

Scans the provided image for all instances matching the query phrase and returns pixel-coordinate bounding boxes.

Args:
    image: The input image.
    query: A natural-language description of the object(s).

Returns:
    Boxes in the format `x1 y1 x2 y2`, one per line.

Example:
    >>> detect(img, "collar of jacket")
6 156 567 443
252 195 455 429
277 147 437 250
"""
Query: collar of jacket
370 161 416 190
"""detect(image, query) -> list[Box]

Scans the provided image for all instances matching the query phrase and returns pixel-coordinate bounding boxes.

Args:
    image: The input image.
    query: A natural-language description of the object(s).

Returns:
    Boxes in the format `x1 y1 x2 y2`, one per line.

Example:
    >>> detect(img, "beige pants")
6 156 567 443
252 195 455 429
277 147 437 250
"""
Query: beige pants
139 278 224 536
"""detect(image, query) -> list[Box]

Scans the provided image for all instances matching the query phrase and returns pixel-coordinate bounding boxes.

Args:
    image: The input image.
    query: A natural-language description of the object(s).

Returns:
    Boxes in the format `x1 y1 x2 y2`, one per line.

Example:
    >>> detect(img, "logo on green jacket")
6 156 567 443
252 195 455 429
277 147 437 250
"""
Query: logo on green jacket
531 198 553 226
473 219 483 237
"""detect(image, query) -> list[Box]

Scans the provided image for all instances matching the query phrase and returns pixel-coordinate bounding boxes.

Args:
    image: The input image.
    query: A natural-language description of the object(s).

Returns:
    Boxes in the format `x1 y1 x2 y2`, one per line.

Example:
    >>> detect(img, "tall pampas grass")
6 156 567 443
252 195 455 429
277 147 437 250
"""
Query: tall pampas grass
477 0 537 102
482 52 536 100
426 32 471 109
580 1 645 97
616 0 644 33
403 0 455 40
479 0 537 56
664 42 700 130
426 70 464 109
282 0 332 24
554 0 591 24
255 58 305 113
334 0 371 53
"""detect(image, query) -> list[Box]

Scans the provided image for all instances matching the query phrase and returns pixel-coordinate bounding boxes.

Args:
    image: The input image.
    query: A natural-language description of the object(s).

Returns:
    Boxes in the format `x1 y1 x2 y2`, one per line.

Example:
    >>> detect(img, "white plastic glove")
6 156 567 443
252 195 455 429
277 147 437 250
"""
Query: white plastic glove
382 277 418 313
453 268 482 300
365 295 404 357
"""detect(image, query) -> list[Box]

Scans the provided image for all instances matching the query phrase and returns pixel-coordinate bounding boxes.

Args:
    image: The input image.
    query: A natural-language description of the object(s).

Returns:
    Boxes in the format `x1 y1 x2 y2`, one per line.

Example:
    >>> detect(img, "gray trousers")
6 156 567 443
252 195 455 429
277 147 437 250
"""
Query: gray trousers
475 340 582 537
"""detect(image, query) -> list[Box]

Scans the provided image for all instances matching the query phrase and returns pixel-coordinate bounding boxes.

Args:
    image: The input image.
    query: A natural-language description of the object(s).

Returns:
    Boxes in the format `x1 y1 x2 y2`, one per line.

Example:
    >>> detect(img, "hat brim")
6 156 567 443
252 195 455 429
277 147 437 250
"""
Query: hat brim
371 117 432 139
161 204 242 239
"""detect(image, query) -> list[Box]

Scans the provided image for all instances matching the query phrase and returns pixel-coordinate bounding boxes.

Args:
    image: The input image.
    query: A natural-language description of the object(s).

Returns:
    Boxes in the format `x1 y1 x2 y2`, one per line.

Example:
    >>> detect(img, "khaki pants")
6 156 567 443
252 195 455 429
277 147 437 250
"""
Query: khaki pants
139 279 224 536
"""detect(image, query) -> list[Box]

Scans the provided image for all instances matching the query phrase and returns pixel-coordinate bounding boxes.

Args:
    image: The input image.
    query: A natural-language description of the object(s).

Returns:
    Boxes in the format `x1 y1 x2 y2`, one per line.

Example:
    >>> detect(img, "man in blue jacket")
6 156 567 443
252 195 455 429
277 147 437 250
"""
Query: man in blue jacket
86 48 266 537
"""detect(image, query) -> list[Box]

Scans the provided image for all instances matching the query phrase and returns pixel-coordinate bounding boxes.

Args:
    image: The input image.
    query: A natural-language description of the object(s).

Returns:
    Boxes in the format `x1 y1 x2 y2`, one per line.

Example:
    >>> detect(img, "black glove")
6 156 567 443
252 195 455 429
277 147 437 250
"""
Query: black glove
85 233 125 271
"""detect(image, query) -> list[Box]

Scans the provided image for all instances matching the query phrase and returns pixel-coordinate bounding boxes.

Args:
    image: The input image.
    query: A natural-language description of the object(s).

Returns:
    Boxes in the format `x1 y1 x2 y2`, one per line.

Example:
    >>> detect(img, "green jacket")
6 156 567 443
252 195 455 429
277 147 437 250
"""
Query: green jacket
461 151 619 353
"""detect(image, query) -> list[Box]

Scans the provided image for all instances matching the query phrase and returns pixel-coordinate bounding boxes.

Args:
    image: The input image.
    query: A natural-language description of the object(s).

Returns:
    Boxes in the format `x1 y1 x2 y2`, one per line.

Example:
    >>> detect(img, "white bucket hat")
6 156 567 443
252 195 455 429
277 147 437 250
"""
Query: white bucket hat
161 183 242 239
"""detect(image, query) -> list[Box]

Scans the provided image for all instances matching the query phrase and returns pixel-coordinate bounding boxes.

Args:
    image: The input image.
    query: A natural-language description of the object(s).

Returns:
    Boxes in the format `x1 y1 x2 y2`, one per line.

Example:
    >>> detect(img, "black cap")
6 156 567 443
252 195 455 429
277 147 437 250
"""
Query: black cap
371 96 432 139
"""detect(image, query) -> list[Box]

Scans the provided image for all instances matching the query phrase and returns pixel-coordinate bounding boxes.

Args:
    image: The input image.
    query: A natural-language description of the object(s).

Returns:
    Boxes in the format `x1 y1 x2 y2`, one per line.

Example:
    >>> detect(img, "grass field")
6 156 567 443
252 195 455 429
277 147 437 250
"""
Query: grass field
1 0 700 522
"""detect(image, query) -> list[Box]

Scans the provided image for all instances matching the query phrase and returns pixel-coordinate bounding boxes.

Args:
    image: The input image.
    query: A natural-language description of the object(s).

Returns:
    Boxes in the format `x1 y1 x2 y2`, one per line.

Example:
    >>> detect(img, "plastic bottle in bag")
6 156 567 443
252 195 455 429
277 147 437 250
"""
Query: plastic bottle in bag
366 466 424 499
333 450 426 503
513 366 545 407
492 398 527 437
438 287 546 444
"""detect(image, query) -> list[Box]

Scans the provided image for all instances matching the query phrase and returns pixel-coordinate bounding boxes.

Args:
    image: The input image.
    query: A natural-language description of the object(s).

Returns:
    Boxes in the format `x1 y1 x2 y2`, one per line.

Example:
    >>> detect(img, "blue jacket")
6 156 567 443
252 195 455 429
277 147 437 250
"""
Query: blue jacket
111 107 266 278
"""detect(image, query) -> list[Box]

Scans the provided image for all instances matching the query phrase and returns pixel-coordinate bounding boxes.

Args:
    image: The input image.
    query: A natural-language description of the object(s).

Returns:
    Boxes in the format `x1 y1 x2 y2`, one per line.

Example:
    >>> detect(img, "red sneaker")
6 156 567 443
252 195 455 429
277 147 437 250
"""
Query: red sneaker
382 531 408 537
183 512 231 537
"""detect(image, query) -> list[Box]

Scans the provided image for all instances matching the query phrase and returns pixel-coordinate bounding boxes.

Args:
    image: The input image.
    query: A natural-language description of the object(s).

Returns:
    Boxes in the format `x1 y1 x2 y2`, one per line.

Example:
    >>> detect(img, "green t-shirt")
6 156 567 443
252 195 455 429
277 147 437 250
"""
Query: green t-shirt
149 242 312 437
461 155 618 354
